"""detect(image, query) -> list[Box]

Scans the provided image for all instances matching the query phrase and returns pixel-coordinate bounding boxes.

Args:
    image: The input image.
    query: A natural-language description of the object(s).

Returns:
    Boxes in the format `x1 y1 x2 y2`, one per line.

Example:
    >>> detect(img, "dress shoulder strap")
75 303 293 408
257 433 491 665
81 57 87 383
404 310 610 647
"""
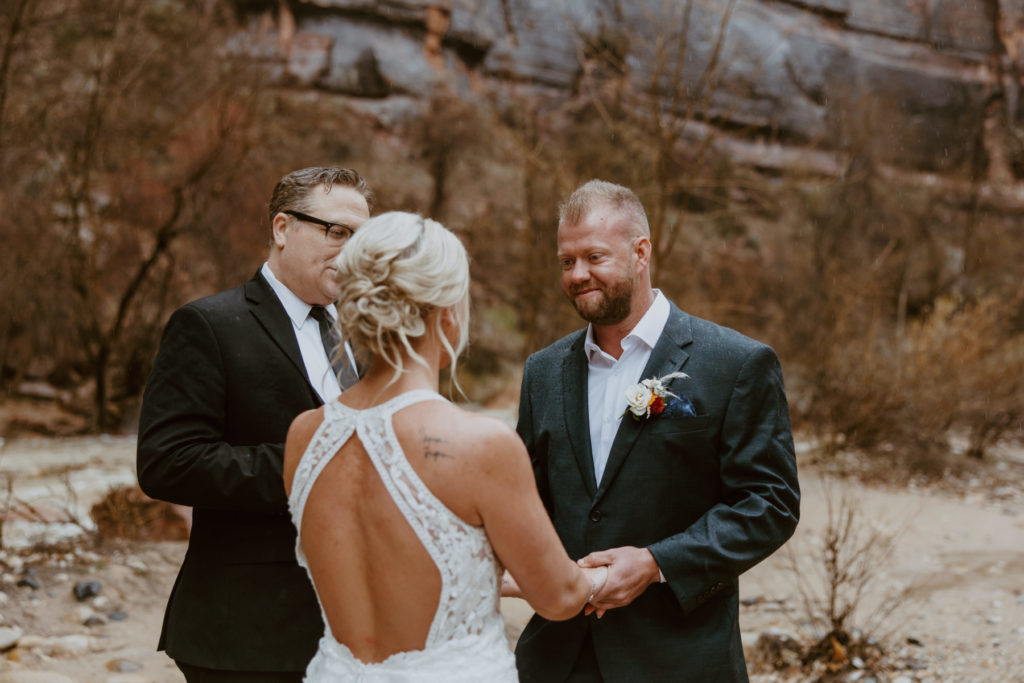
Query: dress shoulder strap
288 401 356 535
288 390 446 535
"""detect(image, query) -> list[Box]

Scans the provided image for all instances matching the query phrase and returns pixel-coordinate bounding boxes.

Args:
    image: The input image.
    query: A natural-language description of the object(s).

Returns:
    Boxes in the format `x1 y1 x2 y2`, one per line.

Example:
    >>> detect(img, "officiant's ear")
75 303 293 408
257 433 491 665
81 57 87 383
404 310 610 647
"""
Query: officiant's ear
271 212 291 248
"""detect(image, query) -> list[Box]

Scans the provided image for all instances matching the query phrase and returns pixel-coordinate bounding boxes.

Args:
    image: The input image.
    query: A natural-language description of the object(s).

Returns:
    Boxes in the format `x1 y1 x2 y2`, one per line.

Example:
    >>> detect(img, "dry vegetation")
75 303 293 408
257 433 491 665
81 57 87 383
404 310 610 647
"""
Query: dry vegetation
3 6 1023 680
2 440 1022 682
1 3 1021 470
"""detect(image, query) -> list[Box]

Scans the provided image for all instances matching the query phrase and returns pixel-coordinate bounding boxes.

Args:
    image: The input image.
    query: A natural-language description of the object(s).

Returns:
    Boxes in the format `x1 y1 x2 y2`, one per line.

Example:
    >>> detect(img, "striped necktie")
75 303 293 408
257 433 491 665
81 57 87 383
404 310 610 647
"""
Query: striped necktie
309 306 359 391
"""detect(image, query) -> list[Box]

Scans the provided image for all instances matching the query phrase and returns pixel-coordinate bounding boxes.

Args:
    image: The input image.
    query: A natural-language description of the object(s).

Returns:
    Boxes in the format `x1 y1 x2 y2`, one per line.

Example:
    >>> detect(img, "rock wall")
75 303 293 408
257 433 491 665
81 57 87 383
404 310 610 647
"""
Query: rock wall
236 0 1024 181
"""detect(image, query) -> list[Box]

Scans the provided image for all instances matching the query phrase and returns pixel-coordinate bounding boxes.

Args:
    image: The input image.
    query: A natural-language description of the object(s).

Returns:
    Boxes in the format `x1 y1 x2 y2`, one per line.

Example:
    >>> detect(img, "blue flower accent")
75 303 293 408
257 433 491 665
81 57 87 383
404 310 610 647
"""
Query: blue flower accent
662 394 697 419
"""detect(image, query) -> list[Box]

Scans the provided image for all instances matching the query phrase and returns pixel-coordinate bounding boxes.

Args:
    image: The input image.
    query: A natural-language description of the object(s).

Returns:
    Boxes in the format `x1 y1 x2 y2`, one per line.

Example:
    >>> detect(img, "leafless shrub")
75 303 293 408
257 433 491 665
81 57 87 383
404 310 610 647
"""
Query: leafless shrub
0 469 96 551
780 481 916 676
567 0 743 268
89 485 190 541
766 88 1024 475
0 0 268 430
792 284 1024 476
2 0 1022 461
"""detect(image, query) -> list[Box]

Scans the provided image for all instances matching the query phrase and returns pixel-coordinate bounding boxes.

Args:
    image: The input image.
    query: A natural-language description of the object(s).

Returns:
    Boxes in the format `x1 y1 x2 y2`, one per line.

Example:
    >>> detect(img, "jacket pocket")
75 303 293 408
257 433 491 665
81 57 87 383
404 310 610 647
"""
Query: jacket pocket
645 414 713 436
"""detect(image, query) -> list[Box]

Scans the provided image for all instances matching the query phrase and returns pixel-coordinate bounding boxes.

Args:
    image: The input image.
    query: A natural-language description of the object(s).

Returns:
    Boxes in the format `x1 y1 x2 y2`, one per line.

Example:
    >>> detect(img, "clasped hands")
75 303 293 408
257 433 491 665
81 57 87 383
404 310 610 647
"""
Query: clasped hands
500 546 661 618
577 545 661 618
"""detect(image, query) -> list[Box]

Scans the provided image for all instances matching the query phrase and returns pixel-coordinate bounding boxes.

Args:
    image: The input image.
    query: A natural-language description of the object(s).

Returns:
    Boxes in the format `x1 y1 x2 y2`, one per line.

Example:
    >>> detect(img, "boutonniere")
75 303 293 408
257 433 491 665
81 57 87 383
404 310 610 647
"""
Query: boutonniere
622 371 696 421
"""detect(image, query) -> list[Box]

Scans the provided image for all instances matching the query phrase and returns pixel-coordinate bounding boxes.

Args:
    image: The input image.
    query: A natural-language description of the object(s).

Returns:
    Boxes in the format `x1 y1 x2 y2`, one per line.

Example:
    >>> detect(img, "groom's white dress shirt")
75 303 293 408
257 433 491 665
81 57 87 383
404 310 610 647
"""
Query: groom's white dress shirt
584 290 670 582
584 290 670 485
261 262 355 402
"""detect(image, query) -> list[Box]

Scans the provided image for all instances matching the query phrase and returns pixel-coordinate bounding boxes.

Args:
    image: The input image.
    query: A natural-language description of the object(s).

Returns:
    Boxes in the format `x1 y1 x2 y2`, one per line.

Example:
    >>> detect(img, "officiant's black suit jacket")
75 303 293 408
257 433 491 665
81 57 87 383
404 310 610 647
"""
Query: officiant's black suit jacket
515 302 800 683
137 272 322 672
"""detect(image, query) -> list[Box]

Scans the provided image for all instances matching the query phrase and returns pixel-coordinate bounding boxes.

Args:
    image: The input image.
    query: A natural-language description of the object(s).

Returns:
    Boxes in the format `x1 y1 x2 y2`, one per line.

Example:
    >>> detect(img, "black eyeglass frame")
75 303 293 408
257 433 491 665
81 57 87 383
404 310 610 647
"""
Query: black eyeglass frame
283 209 355 243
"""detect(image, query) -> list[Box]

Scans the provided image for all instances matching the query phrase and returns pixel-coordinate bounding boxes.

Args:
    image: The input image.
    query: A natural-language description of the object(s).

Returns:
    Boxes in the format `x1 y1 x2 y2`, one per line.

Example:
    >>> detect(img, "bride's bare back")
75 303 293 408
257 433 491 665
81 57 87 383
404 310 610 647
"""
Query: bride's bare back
287 392 545 662
299 400 459 661
285 387 594 667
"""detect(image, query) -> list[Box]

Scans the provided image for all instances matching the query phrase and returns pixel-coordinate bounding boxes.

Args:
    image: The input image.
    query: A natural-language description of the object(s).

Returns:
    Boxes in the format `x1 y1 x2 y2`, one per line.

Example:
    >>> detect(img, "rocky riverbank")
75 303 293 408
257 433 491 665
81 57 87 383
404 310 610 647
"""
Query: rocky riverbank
1 435 1022 682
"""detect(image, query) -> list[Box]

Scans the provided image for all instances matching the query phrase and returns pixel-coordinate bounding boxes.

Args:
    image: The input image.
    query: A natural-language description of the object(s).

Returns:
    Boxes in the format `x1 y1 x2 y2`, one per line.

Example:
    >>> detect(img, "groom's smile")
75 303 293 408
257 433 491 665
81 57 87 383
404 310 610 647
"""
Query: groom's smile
560 235 638 328
569 278 634 326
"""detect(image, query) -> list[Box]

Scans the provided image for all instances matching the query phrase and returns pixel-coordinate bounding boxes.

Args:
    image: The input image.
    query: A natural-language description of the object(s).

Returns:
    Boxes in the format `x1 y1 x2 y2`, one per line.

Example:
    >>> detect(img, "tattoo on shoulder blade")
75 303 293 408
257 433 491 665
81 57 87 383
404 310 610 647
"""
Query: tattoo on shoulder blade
420 428 450 459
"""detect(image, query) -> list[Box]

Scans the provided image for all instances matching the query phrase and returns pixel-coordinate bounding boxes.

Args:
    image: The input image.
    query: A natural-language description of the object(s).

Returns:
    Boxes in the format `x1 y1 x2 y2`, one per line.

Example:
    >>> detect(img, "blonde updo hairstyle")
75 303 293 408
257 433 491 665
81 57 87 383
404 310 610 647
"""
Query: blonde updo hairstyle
333 211 469 391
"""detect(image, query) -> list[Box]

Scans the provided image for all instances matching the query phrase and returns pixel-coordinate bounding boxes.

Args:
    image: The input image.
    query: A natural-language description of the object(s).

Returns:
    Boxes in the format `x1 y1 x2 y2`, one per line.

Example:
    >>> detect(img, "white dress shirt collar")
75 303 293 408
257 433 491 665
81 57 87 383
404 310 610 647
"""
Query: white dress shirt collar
260 262 337 325
260 262 342 402
583 289 670 364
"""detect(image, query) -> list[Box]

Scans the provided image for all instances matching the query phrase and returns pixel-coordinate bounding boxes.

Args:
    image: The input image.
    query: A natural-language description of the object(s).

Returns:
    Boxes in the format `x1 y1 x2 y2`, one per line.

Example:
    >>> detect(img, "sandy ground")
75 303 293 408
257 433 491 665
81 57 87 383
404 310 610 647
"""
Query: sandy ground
1 435 1022 682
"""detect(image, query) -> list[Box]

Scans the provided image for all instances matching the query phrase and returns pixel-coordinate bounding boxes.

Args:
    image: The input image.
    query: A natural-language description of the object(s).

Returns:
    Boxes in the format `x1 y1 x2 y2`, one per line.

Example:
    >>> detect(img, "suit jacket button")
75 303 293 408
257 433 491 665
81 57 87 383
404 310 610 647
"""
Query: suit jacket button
589 510 602 522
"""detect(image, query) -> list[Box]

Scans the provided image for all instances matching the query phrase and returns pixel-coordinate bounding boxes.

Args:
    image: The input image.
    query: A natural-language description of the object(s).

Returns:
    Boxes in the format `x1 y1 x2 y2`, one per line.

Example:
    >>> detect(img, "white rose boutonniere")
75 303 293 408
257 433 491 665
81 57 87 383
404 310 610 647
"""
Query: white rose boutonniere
622 371 695 421
624 382 655 418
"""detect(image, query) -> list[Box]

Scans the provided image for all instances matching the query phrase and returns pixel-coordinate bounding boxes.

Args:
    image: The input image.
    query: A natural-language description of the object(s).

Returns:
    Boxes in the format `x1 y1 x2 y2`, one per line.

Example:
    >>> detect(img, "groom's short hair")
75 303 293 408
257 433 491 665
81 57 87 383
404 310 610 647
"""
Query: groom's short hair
559 180 650 239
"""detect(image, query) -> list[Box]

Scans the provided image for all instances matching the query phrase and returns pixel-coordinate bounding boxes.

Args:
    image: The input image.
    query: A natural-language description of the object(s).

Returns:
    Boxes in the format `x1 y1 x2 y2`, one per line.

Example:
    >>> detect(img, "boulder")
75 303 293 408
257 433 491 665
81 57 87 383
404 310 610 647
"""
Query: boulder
846 0 998 55
0 626 23 652
233 0 1024 175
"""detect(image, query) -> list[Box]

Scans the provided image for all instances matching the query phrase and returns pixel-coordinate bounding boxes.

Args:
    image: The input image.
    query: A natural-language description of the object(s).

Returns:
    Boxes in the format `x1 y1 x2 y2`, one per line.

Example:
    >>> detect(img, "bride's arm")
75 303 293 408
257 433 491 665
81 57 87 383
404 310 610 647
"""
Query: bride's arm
282 408 324 496
500 571 522 599
471 419 606 621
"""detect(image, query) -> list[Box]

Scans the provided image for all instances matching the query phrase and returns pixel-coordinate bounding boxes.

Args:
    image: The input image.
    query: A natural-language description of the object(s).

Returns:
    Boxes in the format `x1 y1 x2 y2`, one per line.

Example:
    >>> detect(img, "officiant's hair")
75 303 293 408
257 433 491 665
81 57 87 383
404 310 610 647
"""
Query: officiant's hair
559 179 650 240
333 211 469 390
267 167 374 238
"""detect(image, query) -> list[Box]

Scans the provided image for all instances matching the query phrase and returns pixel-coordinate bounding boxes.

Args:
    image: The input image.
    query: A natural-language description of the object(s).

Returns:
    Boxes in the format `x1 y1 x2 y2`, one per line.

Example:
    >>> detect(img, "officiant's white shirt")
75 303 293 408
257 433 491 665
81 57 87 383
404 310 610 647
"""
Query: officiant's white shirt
261 262 351 402
583 289 669 485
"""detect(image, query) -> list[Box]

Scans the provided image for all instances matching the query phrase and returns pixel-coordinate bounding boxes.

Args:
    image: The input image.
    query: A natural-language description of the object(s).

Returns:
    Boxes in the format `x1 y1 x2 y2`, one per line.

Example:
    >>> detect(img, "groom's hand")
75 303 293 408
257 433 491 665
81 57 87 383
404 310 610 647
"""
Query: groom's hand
577 546 661 616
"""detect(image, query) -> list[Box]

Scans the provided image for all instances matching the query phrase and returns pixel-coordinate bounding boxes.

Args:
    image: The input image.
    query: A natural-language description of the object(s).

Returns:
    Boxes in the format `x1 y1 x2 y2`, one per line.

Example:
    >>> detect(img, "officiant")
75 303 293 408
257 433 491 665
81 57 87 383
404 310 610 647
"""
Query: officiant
137 167 372 683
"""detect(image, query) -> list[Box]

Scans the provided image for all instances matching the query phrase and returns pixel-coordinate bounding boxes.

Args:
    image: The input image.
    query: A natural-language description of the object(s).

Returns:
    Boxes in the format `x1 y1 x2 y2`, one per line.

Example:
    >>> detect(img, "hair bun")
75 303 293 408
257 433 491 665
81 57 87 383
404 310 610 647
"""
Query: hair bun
332 212 469 382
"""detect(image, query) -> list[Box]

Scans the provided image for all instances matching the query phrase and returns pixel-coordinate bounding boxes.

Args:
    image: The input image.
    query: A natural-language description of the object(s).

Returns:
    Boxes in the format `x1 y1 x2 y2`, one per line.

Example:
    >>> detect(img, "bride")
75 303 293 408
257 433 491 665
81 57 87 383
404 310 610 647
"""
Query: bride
283 212 607 681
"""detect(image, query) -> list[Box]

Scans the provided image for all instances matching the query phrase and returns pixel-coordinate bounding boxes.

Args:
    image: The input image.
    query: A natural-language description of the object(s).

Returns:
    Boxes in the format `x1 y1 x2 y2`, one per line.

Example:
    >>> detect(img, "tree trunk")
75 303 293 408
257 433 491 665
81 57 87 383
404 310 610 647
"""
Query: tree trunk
94 342 110 431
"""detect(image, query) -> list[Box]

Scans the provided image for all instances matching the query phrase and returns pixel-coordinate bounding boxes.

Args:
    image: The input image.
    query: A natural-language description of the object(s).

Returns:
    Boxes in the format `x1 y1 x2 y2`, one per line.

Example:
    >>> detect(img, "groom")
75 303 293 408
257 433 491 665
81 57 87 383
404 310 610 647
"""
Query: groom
137 167 372 681
514 180 800 682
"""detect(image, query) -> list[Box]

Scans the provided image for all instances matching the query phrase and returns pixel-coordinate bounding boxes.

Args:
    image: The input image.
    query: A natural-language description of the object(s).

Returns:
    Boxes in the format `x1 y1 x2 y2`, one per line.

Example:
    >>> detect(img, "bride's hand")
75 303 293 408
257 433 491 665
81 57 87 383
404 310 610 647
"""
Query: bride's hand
581 565 609 617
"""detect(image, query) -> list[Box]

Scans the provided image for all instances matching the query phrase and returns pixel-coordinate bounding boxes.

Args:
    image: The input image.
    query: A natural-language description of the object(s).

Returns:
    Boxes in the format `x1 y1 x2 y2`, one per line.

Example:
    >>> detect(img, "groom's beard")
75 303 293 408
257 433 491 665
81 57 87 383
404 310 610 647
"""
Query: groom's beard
568 276 634 326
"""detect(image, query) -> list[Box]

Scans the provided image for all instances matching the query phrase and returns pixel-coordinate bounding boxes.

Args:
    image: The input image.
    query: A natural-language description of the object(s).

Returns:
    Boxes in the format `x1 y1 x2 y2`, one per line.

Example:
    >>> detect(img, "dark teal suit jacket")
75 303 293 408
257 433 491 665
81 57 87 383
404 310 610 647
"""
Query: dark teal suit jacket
515 302 800 683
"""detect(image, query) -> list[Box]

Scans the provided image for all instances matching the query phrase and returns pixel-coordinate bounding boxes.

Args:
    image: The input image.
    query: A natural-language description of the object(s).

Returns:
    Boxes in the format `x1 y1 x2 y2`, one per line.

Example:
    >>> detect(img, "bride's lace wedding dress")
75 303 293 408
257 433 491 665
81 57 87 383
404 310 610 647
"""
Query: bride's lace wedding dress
288 390 518 682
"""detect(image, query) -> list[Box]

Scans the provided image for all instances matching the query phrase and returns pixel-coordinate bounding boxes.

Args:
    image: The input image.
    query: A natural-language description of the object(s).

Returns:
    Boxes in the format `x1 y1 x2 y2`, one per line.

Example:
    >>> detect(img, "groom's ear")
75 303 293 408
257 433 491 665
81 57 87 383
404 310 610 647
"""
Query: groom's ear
633 235 652 272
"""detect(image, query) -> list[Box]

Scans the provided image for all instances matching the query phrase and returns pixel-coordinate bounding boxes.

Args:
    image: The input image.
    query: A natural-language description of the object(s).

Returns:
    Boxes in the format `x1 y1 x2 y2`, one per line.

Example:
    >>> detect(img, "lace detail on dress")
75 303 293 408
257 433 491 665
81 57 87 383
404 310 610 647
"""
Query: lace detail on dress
287 390 515 681
289 402 357 571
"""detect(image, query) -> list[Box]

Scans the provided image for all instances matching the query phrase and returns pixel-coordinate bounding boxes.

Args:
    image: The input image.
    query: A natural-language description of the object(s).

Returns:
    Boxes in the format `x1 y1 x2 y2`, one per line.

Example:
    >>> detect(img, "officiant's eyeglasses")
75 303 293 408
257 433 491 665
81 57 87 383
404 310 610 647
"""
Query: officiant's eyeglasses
284 210 354 246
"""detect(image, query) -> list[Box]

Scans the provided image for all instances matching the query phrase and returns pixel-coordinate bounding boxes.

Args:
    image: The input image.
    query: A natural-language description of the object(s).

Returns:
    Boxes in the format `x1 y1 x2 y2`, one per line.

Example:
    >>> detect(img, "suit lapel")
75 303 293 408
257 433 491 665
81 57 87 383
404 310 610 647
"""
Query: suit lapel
245 271 322 404
594 304 692 502
562 334 598 497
